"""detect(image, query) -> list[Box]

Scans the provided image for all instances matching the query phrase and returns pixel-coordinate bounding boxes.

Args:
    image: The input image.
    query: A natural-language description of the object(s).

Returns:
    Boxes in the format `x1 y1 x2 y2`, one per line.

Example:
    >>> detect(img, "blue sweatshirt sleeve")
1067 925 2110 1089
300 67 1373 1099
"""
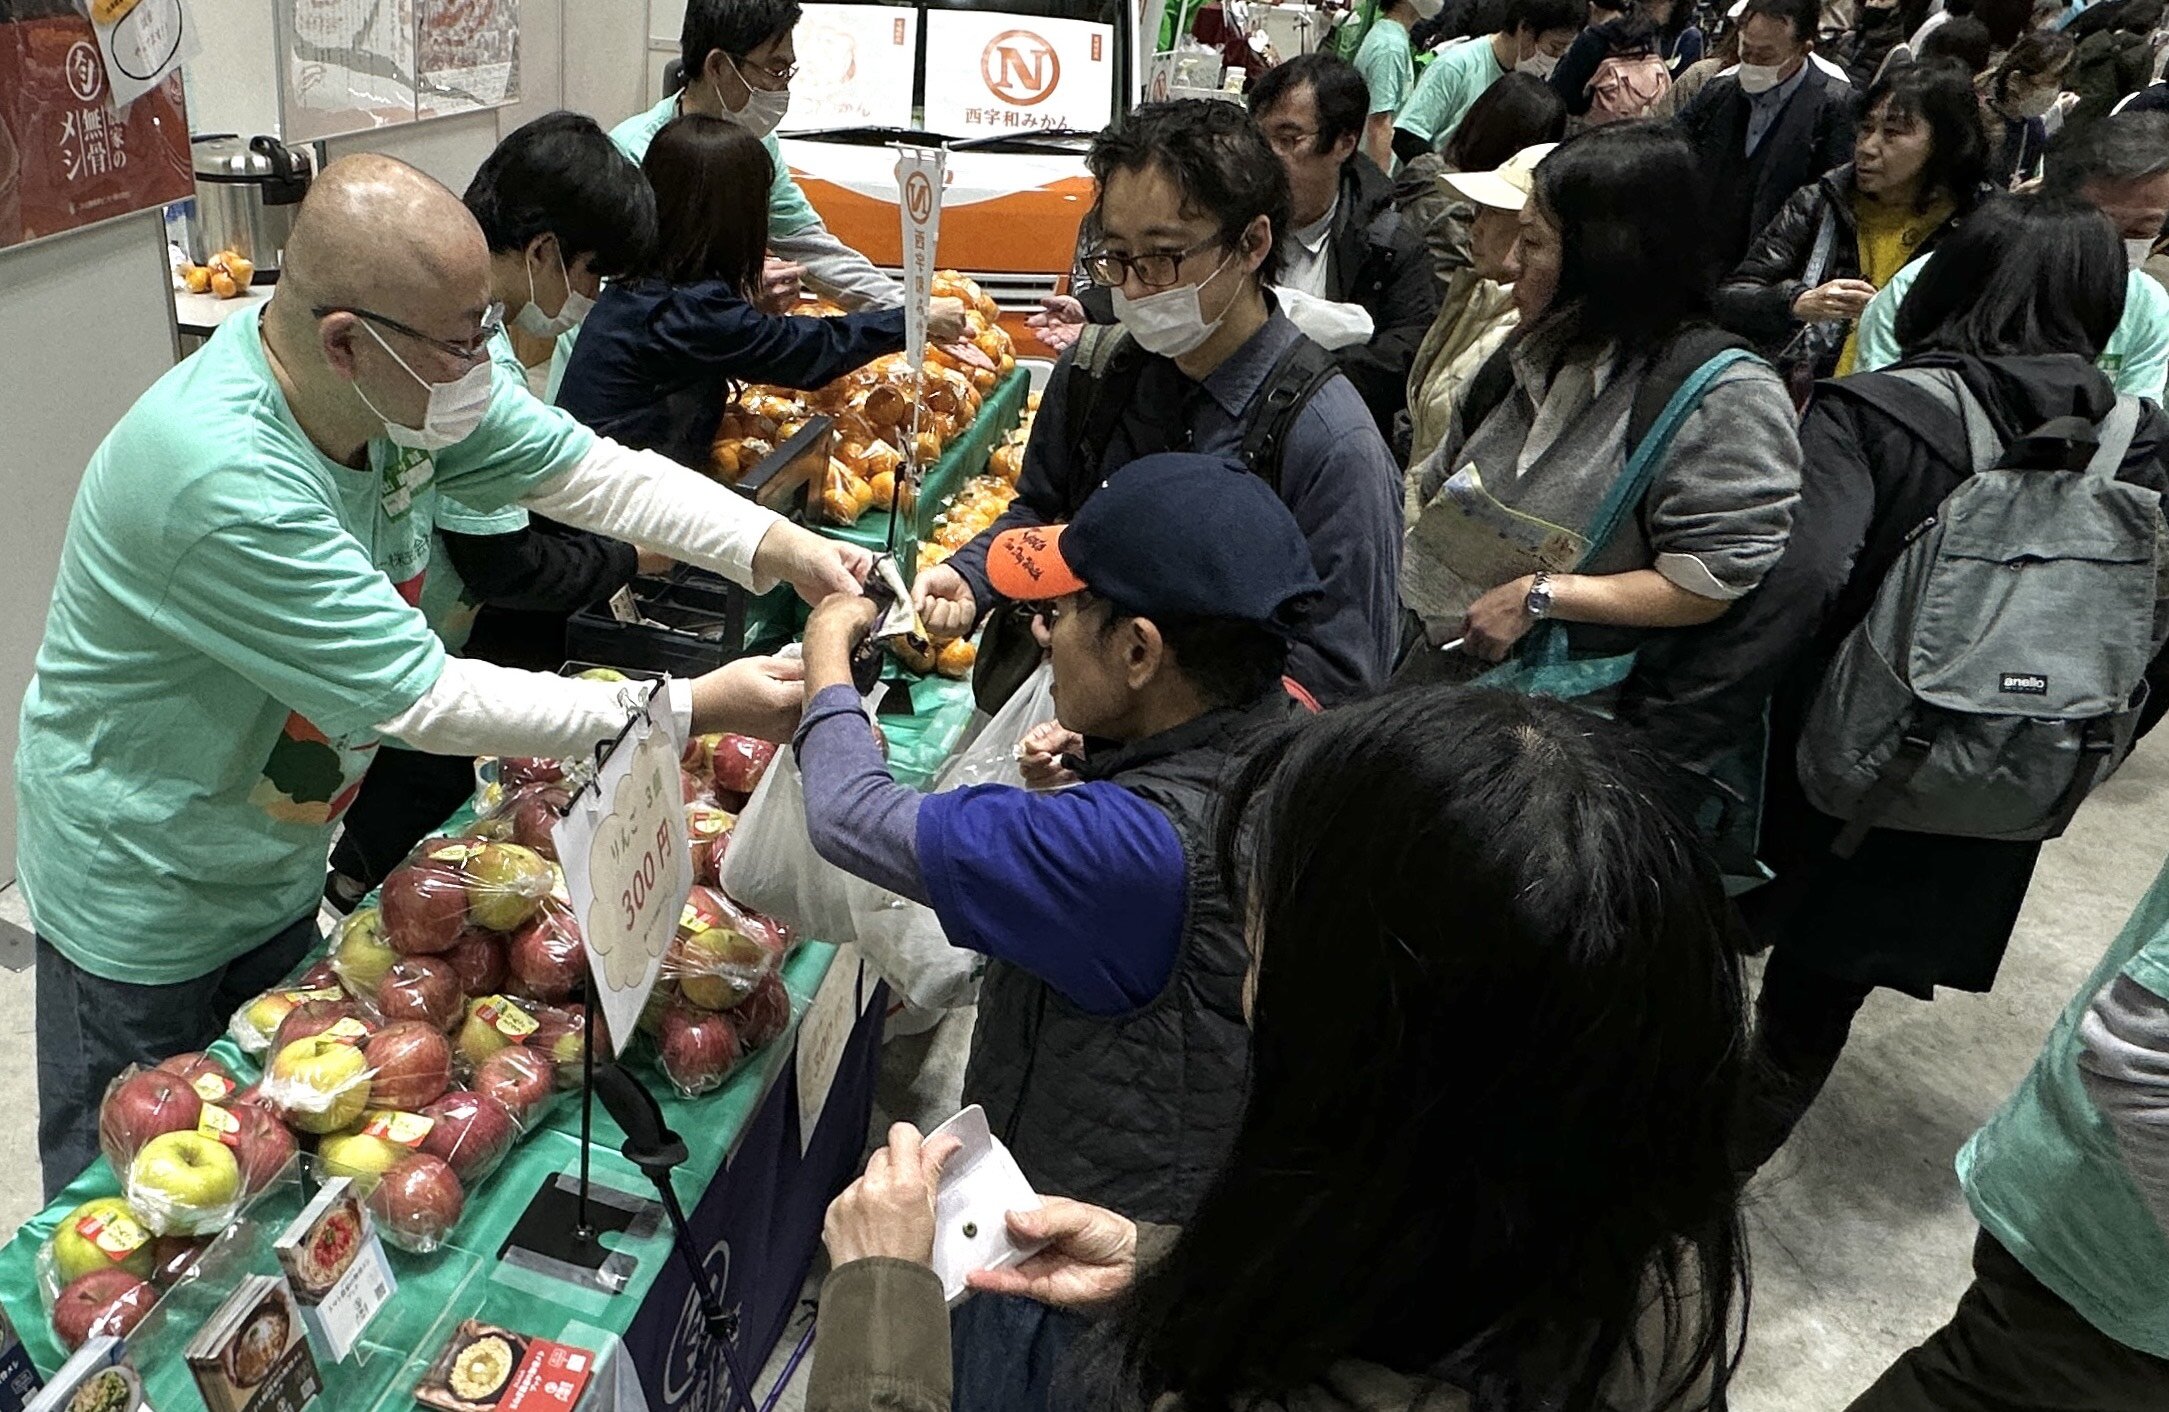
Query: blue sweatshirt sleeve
915 781 1188 1017
794 684 930 903
649 283 909 391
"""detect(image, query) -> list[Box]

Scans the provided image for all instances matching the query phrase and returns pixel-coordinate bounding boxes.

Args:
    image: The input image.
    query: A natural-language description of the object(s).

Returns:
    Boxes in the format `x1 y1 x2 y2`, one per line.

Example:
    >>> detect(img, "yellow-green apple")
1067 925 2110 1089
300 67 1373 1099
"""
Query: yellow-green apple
128 1130 243 1234
453 996 521 1069
362 1021 454 1110
464 841 552 932
52 1269 155 1351
267 1035 372 1134
319 1120 413 1182
671 887 776 1010
366 1153 464 1252
333 906 399 995
417 1091 519 1182
98 1068 203 1172
50 1197 154 1285
377 956 463 1031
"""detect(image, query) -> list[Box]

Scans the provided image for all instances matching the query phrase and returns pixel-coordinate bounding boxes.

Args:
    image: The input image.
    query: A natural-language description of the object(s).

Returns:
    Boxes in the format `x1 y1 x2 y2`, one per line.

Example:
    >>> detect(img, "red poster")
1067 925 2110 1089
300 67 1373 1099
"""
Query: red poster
0 5 192 251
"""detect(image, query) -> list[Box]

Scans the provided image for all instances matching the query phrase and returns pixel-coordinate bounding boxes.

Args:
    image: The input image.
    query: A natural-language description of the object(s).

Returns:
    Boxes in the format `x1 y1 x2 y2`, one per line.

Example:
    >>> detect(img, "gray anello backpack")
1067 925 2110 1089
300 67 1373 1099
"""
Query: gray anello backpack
1798 369 2167 856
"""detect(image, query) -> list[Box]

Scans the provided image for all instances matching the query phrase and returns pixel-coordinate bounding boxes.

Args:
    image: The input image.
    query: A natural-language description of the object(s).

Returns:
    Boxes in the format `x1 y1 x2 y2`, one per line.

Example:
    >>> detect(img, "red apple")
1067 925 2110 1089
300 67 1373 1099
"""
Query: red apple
658 1005 740 1097
526 1005 611 1088
506 783 573 861
709 735 778 794
148 1234 208 1288
362 1021 455 1110
380 857 470 954
475 1047 555 1123
99 1069 203 1173
500 757 565 788
444 930 508 996
732 972 792 1053
377 956 464 1032
682 733 716 777
366 1153 465 1252
506 903 587 1004
297 961 343 991
681 771 716 806
156 1051 238 1105
51 1269 156 1351
417 1090 520 1183
273 998 373 1053
225 1101 298 1195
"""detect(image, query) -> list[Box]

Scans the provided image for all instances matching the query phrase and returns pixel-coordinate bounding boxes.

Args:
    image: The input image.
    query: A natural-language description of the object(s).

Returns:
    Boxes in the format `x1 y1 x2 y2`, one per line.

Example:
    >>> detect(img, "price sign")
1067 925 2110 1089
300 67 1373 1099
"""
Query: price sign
553 691 690 1056
894 143 947 368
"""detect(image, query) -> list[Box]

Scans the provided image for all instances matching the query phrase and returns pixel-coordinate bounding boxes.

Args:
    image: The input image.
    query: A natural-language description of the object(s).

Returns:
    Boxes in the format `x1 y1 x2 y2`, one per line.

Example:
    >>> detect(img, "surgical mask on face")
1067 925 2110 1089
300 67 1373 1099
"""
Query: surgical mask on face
1735 61 1787 94
514 241 594 339
1516 49 1558 77
1109 247 1239 358
353 322 495 451
717 56 790 139
2131 238 2157 272
1411 0 1444 18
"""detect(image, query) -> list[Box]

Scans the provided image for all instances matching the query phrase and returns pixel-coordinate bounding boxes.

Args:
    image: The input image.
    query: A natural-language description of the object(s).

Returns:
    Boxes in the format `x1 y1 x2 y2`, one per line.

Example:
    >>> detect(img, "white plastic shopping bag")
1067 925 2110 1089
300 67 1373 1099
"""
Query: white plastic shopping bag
720 744 863 945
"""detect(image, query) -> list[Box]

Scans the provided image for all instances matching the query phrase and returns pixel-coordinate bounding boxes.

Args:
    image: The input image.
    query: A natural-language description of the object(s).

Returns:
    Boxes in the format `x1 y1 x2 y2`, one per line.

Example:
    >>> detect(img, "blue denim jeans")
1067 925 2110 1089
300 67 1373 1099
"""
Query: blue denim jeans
36 913 320 1200
950 1291 1089 1412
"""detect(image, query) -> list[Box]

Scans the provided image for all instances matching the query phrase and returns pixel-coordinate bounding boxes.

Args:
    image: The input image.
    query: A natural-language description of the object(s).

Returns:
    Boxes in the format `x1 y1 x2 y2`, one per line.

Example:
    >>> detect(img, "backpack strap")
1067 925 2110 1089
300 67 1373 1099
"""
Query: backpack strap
1067 323 1145 481
1878 366 2005 471
1238 336 1342 496
2083 395 2143 480
1626 325 1755 453
1831 707 1950 857
1577 346 1762 566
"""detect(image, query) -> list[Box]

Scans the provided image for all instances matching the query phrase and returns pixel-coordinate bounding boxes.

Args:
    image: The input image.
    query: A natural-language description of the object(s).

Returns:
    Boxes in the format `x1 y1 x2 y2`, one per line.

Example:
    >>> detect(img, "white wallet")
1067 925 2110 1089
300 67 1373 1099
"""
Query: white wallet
928 1105 1050 1301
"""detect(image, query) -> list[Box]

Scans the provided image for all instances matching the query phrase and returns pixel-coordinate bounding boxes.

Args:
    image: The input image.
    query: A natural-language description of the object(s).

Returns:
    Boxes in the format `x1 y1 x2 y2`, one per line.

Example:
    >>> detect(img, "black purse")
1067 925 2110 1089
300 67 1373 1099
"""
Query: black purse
970 600 1047 714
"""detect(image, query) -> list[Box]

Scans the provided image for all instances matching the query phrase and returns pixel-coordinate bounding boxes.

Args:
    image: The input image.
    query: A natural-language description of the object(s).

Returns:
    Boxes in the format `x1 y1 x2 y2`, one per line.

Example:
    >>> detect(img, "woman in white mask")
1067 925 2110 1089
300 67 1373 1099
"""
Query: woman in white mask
1978 30 2076 187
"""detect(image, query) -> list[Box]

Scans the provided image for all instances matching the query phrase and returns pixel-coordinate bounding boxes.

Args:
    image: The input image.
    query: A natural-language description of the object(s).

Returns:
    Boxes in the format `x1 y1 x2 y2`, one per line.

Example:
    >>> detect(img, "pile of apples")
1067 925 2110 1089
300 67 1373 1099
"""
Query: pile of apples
179 248 255 299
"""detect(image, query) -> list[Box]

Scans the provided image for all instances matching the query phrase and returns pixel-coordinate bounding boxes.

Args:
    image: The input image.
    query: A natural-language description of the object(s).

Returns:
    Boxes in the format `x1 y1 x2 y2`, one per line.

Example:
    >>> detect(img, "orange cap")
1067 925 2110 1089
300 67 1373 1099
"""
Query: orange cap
986 524 1087 602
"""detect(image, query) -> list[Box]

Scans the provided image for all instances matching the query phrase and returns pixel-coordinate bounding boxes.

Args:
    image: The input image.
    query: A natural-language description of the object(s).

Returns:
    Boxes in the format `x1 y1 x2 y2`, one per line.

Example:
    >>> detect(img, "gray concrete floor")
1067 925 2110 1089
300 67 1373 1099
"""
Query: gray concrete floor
7 731 2167 1407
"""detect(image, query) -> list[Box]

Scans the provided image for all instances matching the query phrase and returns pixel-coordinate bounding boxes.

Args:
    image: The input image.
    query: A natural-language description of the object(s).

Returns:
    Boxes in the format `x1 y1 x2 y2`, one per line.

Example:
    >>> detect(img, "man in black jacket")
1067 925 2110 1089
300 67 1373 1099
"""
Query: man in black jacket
1677 0 1857 273
1248 54 1440 438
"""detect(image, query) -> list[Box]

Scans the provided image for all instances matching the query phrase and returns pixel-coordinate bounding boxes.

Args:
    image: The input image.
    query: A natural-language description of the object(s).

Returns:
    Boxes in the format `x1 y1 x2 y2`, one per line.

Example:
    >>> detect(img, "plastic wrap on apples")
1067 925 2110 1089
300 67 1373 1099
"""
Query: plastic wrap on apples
124 1124 245 1236
653 1003 742 1098
258 1034 377 1136
97 1065 205 1174
706 735 779 796
475 779 577 863
37 1196 155 1307
153 1051 239 1107
526 1002 608 1088
504 898 590 1005
273 998 378 1053
383 836 555 952
731 971 794 1054
330 905 400 999
365 1151 467 1255
227 981 349 1056
473 1047 561 1129
685 803 737 888
663 886 787 1011
45 1264 158 1351
414 1089 523 1185
376 955 466 1031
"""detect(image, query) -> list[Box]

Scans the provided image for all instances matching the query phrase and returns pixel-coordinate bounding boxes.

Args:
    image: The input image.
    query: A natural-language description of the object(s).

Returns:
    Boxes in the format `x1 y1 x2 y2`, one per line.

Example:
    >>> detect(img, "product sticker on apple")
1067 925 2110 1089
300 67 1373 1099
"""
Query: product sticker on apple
360 1111 435 1148
198 1104 241 1145
477 998 539 1039
928 1105 1050 1302
76 1211 148 1260
191 1072 238 1103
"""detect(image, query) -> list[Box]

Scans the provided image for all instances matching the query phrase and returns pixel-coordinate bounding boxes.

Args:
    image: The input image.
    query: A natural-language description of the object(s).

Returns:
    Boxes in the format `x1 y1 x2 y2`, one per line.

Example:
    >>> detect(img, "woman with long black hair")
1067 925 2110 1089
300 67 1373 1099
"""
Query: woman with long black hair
807 687 1753 1412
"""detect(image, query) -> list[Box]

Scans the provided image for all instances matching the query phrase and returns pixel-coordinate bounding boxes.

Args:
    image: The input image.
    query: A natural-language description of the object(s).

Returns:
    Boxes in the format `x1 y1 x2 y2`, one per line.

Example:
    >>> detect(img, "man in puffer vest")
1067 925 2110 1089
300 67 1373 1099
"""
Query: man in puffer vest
793 451 1323 1412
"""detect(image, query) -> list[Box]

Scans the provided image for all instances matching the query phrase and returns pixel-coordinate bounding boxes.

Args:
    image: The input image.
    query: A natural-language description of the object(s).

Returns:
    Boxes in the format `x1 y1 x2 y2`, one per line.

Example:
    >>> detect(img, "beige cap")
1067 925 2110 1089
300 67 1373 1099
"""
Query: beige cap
1439 143 1560 211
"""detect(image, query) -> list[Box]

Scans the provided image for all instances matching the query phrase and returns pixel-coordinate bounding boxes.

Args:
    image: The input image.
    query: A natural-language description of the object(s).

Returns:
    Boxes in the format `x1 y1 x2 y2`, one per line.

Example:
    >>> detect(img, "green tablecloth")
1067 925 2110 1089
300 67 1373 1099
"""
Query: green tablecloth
0 939 847 1408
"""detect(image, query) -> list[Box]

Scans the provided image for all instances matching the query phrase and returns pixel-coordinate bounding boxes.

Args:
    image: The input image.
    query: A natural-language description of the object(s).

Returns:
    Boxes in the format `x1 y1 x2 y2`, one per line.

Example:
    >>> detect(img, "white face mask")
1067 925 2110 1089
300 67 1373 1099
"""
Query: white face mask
1411 0 1444 18
1109 246 1239 358
718 56 790 139
2131 238 2157 272
353 322 495 451
1516 50 1558 77
1736 61 1791 93
514 240 594 339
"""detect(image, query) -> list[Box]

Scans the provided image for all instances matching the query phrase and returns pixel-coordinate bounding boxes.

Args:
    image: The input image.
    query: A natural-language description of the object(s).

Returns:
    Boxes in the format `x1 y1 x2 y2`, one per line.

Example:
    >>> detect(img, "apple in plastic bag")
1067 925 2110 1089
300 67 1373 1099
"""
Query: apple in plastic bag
381 854 471 954
506 903 587 1004
363 1021 455 1110
227 1100 298 1195
129 1130 242 1233
659 1005 740 1096
148 1234 208 1288
267 1035 372 1134
453 996 518 1069
475 1047 555 1124
500 756 565 788
417 1090 520 1183
273 997 374 1054
464 841 552 932
333 905 400 994
367 1153 465 1251
444 930 508 996
709 735 778 795
156 1051 238 1105
50 1197 155 1285
52 1269 156 1351
732 972 792 1053
377 956 464 1032
99 1068 203 1172
507 783 574 861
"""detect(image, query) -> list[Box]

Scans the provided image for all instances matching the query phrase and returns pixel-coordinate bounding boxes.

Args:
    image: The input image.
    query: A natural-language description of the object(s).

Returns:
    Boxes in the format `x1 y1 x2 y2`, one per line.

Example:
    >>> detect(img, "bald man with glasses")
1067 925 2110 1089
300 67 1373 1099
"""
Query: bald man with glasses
16 154 866 1196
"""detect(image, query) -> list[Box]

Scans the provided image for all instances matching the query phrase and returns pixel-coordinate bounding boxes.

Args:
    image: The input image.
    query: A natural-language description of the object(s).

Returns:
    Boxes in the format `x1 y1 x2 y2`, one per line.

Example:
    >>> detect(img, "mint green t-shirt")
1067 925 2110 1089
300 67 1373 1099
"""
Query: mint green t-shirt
14 309 597 983
1959 856 2169 1359
608 94 820 237
1394 34 1507 149
420 330 538 652
1855 257 2169 402
1354 16 1415 117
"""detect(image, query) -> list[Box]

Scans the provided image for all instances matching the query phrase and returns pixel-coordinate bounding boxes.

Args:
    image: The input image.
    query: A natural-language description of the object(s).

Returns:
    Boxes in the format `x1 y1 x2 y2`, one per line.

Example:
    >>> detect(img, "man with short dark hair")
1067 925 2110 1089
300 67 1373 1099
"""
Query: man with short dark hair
1854 111 2169 399
914 101 1403 705
1679 0 1857 271
1392 0 1589 157
1250 54 1440 437
797 451 1321 1412
1352 0 1428 166
609 0 900 309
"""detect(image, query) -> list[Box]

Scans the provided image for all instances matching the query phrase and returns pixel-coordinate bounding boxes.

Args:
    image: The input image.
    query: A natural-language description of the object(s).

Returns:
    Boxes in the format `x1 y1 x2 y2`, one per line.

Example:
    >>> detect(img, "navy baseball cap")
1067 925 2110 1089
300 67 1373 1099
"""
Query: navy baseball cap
986 453 1323 633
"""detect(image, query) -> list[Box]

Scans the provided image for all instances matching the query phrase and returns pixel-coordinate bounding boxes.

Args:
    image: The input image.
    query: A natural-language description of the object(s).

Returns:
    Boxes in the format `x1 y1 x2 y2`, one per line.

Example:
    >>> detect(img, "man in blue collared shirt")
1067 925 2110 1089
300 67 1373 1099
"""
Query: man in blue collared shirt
910 101 1403 704
1680 0 1856 271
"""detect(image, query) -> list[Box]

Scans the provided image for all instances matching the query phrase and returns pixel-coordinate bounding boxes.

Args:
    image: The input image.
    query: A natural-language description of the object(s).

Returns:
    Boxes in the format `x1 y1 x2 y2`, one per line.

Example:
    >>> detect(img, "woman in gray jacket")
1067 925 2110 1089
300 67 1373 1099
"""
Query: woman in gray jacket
805 688 1753 1412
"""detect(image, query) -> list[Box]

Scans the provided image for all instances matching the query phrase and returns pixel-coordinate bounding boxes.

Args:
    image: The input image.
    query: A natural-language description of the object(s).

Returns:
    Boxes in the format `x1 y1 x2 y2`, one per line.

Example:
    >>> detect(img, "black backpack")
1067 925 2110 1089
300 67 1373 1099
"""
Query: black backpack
971 323 1343 711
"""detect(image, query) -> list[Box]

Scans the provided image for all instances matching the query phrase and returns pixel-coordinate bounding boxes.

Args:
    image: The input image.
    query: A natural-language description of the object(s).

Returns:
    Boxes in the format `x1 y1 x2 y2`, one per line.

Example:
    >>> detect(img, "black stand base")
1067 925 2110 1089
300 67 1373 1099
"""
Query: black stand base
498 1171 660 1294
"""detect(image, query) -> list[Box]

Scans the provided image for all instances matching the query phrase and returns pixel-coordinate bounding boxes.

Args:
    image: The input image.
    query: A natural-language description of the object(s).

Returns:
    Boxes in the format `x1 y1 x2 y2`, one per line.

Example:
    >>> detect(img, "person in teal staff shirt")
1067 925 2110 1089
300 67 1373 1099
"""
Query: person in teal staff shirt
611 0 904 313
1353 0 1428 168
1391 0 1588 161
17 154 867 1200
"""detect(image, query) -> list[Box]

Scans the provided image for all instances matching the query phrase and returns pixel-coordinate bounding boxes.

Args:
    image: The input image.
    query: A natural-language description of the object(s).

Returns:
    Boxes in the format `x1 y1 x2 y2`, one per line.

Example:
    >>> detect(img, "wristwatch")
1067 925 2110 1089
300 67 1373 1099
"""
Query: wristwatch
1525 572 1556 620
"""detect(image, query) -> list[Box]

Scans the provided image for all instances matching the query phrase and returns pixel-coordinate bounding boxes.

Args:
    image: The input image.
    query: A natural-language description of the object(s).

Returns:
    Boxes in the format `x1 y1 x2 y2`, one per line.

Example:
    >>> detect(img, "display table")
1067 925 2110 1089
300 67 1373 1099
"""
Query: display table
0 940 889 1410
